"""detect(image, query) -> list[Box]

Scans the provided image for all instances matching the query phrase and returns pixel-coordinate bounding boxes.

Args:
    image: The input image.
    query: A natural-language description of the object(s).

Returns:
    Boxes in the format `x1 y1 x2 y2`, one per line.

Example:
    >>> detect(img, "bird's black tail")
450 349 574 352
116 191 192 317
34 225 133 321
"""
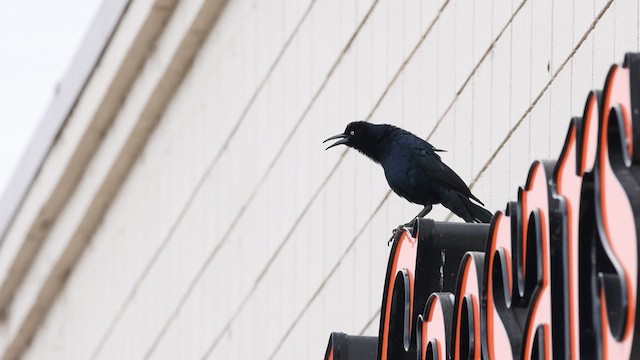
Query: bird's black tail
442 193 494 223
464 199 493 223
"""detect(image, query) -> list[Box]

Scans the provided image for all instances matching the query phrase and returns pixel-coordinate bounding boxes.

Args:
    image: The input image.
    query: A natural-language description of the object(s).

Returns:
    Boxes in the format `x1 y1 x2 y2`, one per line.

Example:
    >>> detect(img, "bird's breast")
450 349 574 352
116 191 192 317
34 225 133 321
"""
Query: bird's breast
382 158 440 205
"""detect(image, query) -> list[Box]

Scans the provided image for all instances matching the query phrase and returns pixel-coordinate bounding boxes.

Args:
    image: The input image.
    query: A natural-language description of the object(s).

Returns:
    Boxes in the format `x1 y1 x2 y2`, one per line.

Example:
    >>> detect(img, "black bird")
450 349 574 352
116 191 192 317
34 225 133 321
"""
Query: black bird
324 121 492 224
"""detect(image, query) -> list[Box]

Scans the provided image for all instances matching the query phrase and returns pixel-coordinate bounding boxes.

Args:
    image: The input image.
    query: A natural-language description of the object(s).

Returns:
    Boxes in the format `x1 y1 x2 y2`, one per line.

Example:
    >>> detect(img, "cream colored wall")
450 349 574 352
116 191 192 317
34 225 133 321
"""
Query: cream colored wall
18 0 640 359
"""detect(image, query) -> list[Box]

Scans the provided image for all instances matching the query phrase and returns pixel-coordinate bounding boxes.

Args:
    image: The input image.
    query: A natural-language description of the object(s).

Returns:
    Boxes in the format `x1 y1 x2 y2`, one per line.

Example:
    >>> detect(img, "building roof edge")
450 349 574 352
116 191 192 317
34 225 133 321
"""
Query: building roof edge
0 0 132 243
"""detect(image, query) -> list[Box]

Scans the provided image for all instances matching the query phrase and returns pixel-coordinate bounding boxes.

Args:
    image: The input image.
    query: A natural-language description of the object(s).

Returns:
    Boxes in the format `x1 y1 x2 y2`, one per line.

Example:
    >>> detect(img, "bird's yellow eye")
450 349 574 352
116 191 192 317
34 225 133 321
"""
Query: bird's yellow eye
350 130 355 136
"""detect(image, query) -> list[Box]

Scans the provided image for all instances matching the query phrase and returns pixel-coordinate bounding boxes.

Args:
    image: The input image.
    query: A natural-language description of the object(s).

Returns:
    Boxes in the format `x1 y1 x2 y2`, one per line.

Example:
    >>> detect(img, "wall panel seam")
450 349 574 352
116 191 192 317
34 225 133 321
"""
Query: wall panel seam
86 2 321 359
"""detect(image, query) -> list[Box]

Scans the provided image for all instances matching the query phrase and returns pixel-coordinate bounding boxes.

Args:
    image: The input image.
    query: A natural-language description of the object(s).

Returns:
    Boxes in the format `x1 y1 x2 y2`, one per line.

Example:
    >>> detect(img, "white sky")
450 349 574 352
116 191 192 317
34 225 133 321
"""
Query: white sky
0 0 102 195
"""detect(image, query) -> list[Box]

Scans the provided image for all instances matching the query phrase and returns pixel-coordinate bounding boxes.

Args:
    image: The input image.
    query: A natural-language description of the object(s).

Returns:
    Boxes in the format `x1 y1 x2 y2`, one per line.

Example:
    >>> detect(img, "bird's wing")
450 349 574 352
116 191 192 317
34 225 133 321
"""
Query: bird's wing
412 147 484 205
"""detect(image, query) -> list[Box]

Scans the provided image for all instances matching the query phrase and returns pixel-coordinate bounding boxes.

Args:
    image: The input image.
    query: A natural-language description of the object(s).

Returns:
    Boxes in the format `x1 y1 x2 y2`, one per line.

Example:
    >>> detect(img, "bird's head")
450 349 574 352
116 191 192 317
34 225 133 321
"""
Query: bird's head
323 121 369 150
324 121 389 162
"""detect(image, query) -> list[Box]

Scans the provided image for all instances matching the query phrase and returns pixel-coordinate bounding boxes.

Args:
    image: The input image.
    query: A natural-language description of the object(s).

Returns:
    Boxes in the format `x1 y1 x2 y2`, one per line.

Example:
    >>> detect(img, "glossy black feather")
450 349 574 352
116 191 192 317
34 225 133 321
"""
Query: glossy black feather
324 122 492 223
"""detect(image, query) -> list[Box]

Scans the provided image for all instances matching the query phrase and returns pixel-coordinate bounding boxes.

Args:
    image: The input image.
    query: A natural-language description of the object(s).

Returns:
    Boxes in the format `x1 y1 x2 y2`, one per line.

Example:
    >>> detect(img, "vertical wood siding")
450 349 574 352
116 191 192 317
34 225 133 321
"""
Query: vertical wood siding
18 0 640 358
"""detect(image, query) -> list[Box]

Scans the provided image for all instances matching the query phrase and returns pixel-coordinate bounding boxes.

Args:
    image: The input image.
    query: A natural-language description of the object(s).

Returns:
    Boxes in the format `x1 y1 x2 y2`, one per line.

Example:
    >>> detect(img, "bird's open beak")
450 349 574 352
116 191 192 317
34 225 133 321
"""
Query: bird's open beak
323 133 349 150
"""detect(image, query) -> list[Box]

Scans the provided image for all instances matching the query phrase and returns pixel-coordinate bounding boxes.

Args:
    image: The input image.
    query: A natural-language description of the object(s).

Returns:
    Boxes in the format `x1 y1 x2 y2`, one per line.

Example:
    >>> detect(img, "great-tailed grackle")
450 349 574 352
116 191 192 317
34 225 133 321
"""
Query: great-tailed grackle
324 121 493 225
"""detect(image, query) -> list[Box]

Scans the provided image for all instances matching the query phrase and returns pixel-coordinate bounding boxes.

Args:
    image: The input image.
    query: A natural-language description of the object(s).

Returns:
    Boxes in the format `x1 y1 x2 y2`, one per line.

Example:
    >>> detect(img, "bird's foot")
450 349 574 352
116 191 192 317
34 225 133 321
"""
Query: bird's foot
387 216 422 245
388 223 413 246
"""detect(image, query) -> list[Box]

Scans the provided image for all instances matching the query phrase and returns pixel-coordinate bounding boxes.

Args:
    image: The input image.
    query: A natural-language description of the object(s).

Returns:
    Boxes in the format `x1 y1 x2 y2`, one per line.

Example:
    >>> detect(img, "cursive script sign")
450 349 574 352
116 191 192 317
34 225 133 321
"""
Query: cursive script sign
324 53 640 360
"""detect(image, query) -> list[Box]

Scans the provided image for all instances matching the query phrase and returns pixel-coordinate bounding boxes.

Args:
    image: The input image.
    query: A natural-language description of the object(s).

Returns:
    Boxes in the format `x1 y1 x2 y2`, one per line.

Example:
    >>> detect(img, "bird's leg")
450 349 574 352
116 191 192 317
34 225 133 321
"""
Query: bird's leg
401 204 432 227
389 205 433 246
415 204 433 219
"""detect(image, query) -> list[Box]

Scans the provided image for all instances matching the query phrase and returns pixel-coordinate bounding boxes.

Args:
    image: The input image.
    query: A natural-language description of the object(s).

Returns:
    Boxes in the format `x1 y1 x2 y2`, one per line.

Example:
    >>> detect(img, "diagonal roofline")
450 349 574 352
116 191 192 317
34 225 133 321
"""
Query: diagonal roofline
0 0 132 244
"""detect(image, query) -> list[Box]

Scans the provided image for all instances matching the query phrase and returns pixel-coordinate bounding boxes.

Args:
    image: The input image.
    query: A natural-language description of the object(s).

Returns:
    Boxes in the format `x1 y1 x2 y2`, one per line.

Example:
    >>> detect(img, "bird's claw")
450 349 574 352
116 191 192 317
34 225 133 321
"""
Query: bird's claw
387 233 395 246
387 231 396 246
388 224 410 246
